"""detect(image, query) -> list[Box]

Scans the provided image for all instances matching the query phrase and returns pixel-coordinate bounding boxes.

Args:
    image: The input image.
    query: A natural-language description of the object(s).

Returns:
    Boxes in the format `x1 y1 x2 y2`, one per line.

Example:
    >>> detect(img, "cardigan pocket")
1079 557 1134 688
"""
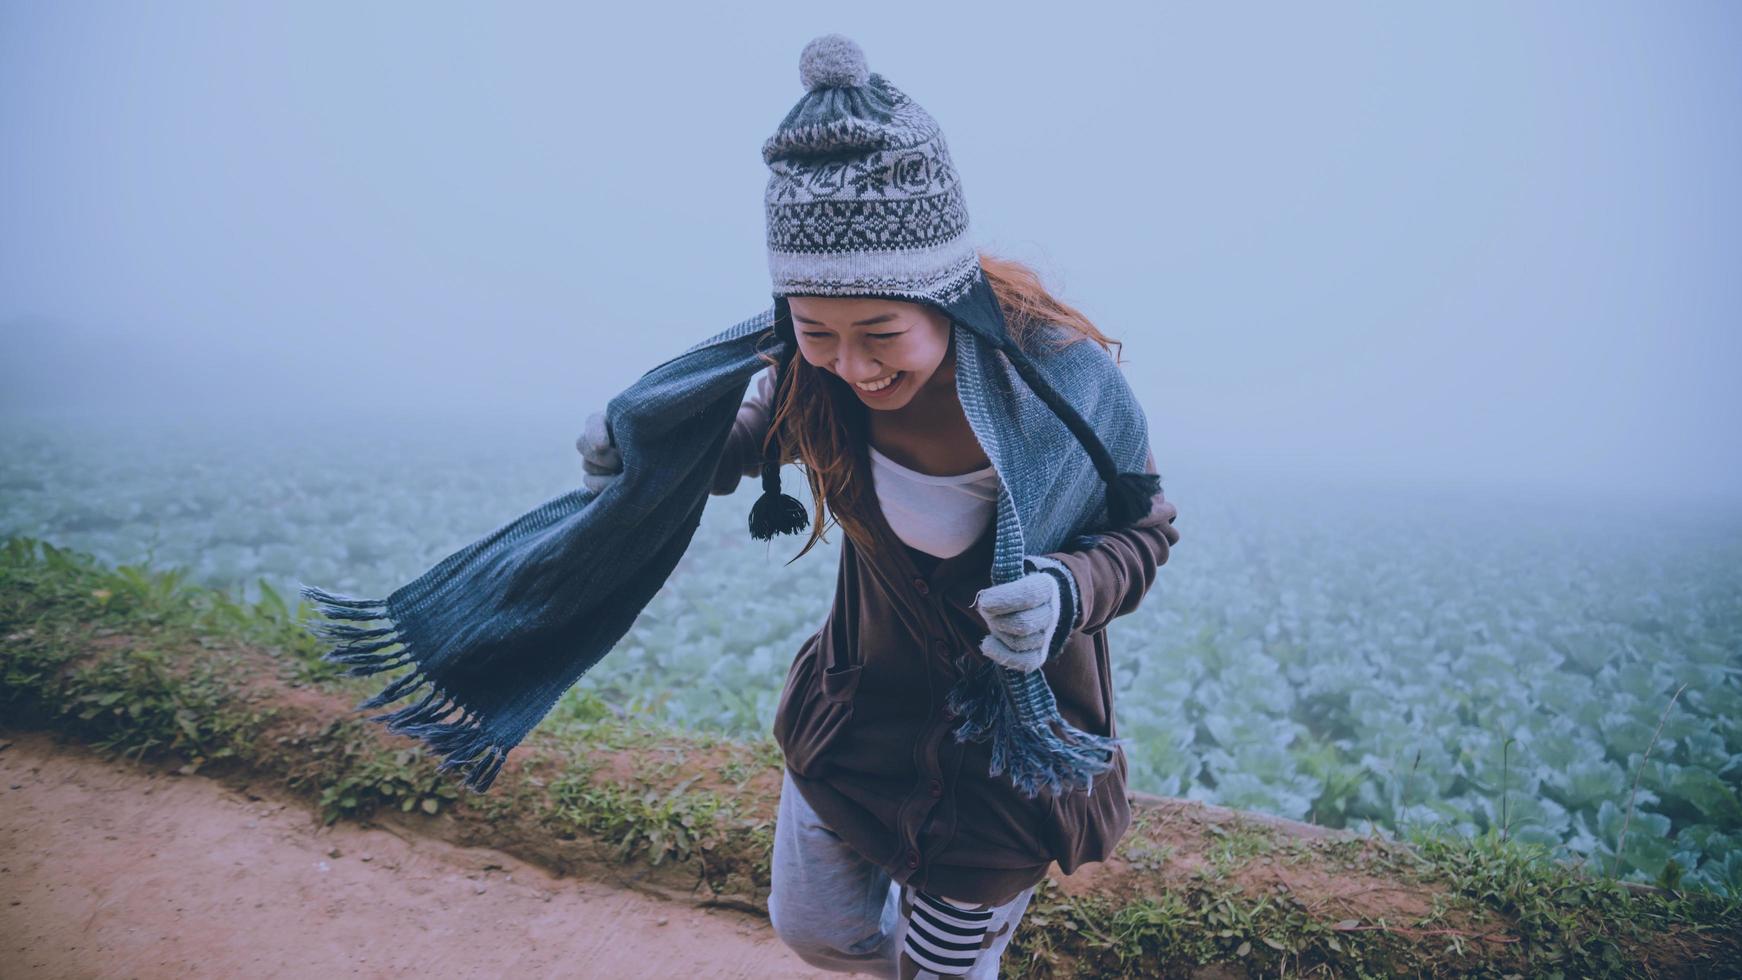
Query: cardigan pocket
821 662 863 702
1039 747 1132 874
772 635 862 779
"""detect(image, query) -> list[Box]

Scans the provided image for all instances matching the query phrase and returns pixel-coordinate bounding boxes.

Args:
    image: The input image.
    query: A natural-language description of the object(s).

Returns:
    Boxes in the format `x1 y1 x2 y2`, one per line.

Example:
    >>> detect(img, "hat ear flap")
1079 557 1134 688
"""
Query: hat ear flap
748 327 810 541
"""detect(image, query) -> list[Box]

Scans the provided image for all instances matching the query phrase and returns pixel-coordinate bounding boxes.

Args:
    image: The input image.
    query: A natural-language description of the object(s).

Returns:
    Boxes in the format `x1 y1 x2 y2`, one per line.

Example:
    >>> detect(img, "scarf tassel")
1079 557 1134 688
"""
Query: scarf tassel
305 622 397 641
386 692 508 790
944 658 1130 800
301 585 511 792
303 588 391 609
748 487 809 540
368 674 509 791
321 637 404 659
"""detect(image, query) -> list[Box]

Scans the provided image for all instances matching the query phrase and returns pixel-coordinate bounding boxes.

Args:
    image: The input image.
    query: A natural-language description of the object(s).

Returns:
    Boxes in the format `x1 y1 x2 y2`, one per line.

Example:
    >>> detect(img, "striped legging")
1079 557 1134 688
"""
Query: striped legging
768 767 1036 979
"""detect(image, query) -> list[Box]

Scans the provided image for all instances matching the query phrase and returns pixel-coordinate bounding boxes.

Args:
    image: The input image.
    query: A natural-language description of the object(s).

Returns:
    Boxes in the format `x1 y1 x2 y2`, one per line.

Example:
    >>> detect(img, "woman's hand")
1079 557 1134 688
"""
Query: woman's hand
970 560 1078 673
576 411 623 494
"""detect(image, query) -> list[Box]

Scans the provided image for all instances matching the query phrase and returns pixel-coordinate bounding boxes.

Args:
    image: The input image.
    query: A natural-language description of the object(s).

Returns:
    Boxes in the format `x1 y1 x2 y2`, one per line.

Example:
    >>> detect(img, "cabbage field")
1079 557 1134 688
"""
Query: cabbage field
4 409 1738 894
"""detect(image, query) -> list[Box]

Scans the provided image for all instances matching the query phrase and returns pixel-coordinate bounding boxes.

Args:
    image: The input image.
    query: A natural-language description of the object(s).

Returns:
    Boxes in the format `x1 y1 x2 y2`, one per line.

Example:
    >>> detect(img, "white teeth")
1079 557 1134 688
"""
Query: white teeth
855 372 900 392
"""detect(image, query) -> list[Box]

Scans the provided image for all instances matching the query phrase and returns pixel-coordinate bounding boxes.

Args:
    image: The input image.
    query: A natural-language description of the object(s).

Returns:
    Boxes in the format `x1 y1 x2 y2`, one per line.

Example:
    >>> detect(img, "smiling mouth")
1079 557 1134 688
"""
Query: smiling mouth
853 371 903 395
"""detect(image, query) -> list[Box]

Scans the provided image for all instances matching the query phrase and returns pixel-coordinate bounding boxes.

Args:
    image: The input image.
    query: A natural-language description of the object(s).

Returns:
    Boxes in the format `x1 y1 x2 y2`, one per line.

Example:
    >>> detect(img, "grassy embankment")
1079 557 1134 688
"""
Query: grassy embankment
1 535 1736 978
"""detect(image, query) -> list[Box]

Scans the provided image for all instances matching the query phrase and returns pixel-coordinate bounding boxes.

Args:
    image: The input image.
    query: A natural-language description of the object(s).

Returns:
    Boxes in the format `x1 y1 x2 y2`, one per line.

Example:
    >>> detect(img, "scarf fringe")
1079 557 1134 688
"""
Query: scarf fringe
299 585 388 613
305 622 398 641
300 584 512 794
944 658 1131 800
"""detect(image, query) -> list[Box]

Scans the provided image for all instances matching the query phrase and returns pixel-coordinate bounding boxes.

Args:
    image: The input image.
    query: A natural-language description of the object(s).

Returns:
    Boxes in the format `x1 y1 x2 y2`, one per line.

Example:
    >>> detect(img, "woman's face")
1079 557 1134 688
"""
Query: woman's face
787 295 953 412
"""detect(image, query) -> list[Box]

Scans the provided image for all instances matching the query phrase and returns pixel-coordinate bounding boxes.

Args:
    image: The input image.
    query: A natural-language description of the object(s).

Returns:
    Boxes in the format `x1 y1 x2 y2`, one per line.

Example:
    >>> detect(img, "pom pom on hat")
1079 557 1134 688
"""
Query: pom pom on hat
799 33 870 91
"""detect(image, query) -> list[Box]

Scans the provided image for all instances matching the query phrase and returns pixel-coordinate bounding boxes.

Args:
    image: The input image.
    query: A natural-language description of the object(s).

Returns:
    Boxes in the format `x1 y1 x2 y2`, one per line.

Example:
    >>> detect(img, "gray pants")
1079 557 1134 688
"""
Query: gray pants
768 767 1036 978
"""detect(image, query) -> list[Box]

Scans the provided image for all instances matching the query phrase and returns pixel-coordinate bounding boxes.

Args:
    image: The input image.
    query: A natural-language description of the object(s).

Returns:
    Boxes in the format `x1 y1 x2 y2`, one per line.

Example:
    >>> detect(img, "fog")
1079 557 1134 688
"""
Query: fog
3 1 1738 509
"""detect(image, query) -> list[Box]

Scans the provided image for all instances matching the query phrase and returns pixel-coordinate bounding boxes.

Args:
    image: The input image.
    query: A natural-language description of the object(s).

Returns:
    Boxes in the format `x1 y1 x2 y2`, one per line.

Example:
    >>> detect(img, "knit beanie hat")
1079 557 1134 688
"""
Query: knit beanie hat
763 33 980 308
749 34 1159 541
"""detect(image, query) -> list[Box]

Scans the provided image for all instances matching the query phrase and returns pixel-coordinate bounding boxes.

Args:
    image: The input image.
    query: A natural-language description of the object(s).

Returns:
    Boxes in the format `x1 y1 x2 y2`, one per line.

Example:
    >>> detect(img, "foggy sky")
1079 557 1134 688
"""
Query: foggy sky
2 1 1738 506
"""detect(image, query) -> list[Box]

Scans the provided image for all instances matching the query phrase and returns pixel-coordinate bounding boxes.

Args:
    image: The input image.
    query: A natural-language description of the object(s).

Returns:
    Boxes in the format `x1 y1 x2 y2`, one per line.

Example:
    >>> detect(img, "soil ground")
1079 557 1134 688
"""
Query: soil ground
0 730 817 979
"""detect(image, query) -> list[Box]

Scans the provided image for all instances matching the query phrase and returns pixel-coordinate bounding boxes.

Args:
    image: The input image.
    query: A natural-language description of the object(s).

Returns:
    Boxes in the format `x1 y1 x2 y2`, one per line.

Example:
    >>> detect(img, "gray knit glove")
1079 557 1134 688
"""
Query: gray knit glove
576 411 622 494
969 557 1080 673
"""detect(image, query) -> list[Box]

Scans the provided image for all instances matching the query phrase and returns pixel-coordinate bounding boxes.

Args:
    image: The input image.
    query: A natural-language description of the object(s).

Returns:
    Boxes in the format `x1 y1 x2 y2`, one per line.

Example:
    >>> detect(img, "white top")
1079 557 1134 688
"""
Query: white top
867 444 1000 559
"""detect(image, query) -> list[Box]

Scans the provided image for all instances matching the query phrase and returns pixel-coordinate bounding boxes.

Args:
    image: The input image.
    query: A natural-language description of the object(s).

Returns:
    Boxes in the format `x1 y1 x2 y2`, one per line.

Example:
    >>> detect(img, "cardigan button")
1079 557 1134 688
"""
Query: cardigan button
906 850 920 869
912 577 930 595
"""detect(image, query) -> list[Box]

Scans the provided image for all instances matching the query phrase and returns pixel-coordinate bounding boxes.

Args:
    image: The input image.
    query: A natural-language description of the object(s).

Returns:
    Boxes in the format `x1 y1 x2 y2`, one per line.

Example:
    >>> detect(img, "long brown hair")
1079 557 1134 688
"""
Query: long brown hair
756 251 1126 562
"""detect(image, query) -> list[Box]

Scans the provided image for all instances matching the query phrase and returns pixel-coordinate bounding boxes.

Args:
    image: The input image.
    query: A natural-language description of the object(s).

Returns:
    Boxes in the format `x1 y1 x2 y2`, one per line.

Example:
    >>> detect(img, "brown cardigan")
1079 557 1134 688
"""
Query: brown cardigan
711 370 1179 907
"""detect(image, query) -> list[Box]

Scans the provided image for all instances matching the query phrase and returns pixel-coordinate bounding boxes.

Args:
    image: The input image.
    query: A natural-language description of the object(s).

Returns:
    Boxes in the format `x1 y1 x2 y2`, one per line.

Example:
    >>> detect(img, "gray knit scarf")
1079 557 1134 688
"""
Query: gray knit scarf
299 272 1163 800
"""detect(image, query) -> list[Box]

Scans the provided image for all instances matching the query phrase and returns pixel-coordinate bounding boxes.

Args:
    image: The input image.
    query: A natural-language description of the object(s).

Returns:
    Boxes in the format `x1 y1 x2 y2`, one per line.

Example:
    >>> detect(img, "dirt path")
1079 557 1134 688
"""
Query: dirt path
0 731 818 979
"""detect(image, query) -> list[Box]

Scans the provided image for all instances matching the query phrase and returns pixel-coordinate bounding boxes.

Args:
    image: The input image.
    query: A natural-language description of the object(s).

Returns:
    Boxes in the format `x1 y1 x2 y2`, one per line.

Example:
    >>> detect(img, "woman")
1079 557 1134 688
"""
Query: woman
579 34 1180 980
